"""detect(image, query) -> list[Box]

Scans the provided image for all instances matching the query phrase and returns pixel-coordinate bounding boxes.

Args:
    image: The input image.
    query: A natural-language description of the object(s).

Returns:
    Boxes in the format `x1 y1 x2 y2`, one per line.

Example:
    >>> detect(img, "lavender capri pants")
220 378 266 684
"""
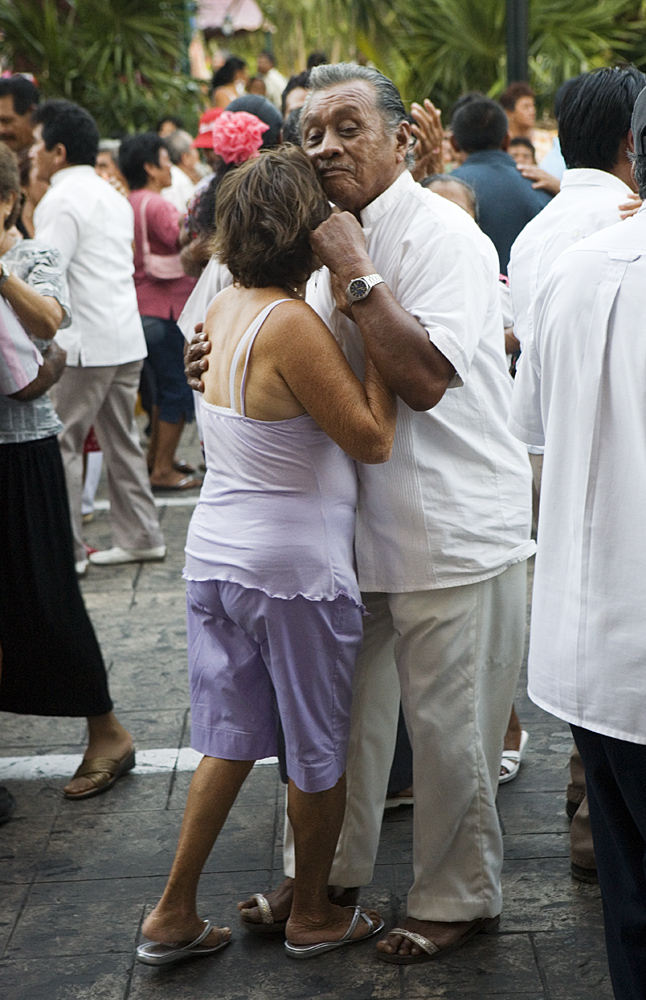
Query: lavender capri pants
186 579 363 793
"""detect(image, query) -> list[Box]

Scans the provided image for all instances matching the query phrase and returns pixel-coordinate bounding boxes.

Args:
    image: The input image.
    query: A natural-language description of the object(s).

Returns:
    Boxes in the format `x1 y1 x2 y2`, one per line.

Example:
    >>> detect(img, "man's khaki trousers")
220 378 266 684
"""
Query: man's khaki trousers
50 362 163 564
284 560 528 922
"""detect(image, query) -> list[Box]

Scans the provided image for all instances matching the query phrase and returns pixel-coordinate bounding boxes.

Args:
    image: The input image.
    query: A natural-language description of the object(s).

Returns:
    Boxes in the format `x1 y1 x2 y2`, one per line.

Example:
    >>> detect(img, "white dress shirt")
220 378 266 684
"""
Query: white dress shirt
509 205 646 744
311 171 534 592
34 165 146 367
508 168 633 349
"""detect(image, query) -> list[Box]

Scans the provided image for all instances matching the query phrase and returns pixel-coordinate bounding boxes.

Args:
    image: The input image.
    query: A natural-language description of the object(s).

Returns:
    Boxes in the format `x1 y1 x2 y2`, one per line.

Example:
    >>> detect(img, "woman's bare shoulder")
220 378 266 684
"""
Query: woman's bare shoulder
261 297 333 343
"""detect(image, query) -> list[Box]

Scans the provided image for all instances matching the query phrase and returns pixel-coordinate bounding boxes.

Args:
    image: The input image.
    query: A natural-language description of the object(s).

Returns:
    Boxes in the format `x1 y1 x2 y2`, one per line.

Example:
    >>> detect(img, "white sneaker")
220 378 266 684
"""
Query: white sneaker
75 559 89 576
88 545 167 566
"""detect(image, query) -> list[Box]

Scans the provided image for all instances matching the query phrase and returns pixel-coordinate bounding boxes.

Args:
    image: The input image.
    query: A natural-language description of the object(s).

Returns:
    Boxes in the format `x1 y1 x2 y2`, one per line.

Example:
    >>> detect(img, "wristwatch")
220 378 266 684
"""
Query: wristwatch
0 260 11 287
346 273 384 305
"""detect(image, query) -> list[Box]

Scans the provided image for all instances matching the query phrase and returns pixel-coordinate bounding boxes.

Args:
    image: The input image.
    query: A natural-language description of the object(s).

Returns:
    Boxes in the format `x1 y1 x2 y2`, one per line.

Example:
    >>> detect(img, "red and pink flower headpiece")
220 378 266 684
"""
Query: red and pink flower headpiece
211 111 270 165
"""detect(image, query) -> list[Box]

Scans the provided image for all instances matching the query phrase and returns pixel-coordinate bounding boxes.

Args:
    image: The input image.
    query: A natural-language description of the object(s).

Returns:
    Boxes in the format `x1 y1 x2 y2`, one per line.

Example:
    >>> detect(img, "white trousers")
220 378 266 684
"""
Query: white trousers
284 560 528 922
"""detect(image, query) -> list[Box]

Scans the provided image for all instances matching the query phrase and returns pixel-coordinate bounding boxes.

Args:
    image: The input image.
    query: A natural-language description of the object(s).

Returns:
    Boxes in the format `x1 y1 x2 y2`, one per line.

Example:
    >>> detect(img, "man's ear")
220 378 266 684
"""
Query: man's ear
143 161 156 181
501 132 510 152
53 142 68 168
626 128 635 154
395 119 412 162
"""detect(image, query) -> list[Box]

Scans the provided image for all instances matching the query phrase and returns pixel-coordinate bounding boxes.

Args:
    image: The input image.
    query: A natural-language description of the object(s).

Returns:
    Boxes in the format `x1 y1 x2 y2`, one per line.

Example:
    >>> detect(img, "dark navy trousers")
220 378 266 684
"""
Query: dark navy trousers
571 725 646 1000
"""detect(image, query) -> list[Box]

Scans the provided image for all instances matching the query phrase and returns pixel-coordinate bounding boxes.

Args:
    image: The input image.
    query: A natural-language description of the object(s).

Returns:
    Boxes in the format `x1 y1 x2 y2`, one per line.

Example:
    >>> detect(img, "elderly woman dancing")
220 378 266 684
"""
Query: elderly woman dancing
136 145 396 964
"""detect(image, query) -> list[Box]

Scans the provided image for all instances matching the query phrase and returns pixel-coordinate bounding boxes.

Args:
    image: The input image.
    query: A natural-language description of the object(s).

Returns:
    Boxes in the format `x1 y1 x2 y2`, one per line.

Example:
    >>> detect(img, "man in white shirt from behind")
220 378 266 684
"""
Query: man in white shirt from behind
508 65 646 883
509 66 645 353
32 99 165 572
508 86 646 1000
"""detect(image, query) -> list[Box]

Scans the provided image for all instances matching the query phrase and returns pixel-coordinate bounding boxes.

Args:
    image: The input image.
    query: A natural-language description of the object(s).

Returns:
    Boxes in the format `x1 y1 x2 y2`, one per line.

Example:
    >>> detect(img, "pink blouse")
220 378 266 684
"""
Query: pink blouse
129 189 195 320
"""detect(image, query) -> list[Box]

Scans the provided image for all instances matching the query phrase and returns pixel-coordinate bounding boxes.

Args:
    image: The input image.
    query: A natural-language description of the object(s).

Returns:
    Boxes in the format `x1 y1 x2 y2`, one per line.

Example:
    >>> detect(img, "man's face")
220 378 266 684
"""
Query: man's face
95 151 116 181
509 143 535 167
31 124 64 183
0 95 36 154
148 146 172 189
158 120 178 138
257 54 272 75
513 96 536 130
301 81 410 216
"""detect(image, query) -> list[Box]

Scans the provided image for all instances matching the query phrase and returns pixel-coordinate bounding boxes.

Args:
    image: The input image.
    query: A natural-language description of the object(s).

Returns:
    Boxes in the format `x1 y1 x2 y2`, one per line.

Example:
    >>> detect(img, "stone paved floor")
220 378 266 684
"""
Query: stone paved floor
0 424 613 1000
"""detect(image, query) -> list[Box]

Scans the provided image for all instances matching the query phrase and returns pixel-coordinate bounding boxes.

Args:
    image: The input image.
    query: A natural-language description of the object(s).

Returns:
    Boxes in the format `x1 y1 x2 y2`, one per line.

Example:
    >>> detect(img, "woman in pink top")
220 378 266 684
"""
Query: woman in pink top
119 133 199 490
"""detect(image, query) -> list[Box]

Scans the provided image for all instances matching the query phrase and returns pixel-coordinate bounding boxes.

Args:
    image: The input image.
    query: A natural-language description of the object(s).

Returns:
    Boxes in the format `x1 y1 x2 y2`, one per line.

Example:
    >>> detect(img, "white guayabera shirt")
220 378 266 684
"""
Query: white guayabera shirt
509 204 646 744
310 171 534 593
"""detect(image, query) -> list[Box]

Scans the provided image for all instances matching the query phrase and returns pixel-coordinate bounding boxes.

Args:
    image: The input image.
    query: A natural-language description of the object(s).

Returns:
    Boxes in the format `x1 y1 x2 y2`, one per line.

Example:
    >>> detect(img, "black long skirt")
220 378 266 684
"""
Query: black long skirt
0 435 113 717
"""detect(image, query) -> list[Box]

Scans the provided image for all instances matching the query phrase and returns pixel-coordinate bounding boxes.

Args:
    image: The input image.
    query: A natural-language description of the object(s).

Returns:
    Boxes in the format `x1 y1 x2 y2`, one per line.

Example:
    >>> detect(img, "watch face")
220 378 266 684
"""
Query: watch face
348 277 369 299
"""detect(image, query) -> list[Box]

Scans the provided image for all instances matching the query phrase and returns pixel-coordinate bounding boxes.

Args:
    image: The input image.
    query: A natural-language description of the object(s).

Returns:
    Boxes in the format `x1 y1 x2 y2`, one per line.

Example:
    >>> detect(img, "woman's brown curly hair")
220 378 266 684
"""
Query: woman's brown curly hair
212 145 330 289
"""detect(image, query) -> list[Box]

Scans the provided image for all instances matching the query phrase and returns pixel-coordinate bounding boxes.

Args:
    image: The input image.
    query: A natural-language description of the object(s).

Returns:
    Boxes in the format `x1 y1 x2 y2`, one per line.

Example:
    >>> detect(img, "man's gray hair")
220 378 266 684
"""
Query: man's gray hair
629 152 646 199
165 129 193 165
306 63 408 136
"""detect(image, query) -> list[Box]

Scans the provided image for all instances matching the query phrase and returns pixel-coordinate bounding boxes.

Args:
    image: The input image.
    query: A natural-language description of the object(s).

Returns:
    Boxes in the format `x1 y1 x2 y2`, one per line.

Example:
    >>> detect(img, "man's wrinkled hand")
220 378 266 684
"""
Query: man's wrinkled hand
410 99 444 183
184 323 210 393
310 212 372 283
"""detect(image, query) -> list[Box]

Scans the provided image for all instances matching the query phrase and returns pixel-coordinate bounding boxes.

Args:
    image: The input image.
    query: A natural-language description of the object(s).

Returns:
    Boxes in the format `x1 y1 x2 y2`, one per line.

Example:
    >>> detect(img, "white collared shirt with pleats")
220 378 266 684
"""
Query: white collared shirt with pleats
509 204 646 744
309 170 534 593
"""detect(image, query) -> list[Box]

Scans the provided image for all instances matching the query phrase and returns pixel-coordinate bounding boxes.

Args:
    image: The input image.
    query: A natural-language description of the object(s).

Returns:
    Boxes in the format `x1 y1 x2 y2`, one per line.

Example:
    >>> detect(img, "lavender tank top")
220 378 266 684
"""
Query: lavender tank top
184 298 361 605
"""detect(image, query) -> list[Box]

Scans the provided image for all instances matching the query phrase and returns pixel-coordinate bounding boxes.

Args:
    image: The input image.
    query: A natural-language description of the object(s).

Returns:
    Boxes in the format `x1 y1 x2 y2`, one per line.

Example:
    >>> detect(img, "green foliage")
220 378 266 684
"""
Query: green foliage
243 0 399 75
395 0 637 112
0 0 203 135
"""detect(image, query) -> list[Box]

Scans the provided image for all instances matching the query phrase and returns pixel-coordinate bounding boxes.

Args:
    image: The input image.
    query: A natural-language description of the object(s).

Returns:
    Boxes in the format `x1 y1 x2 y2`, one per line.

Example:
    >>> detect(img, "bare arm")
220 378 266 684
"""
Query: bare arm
268 302 397 464
10 341 66 401
0 272 64 340
310 212 455 411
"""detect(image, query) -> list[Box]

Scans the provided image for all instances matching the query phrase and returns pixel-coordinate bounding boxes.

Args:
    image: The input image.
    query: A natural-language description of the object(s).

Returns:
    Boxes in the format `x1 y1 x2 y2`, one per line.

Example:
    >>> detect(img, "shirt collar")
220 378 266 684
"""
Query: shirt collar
559 168 633 196
360 169 416 229
49 164 97 187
